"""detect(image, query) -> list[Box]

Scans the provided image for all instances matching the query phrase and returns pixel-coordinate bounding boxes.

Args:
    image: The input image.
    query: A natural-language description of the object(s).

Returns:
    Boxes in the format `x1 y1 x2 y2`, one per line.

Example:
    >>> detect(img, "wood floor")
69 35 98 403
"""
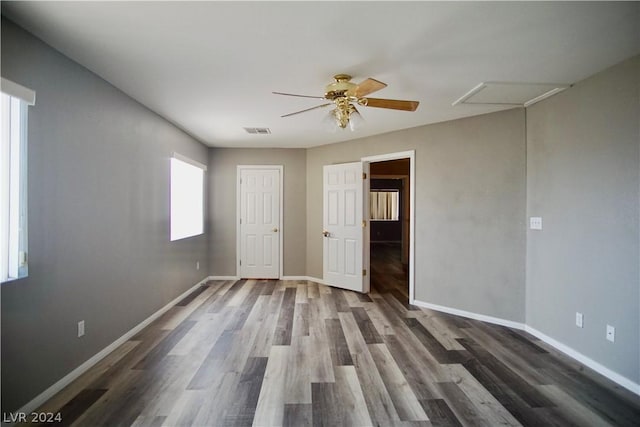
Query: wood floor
24 244 640 426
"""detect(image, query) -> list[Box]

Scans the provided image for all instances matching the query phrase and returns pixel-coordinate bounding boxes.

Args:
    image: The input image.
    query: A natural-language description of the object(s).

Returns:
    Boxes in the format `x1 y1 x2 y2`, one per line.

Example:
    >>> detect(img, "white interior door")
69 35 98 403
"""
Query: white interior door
323 162 369 293
239 167 281 279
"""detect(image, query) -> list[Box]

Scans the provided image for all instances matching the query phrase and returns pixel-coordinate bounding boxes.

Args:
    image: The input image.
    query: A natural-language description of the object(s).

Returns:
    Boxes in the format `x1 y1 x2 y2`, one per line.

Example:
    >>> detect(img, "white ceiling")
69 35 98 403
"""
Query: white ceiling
2 1 639 148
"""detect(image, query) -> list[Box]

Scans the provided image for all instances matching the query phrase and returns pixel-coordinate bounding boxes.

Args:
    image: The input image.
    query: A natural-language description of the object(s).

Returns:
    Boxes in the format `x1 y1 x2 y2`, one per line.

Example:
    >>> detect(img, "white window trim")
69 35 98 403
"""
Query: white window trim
1 78 36 105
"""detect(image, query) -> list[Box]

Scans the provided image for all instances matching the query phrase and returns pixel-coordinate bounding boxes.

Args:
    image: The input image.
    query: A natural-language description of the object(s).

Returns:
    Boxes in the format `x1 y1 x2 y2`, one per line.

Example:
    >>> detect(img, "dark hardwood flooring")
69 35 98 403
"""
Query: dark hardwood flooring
20 244 640 426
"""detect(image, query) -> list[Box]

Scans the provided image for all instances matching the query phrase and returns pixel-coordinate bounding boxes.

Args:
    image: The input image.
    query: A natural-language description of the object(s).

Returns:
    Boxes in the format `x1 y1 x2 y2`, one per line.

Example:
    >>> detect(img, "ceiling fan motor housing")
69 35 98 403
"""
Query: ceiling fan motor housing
324 74 357 100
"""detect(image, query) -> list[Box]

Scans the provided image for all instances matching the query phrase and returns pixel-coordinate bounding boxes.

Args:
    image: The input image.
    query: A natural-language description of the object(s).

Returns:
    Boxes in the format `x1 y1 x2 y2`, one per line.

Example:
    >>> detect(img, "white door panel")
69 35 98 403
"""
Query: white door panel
323 162 369 293
239 168 280 279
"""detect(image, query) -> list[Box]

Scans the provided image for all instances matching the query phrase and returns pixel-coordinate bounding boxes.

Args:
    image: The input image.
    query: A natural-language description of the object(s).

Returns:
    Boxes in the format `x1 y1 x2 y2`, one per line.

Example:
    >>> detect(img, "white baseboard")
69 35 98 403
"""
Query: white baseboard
15 276 211 416
412 298 639 396
524 325 640 396
209 275 240 280
412 299 526 330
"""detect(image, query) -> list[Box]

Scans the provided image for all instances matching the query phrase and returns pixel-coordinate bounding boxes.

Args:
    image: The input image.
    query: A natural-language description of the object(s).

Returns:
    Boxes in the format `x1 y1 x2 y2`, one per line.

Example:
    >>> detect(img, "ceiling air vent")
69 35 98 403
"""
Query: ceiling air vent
243 127 271 135
453 82 571 107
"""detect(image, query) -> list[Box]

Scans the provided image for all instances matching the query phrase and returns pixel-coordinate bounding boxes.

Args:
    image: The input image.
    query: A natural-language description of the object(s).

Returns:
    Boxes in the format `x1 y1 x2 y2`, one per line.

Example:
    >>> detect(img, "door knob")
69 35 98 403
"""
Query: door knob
322 231 330 237
272 227 279 232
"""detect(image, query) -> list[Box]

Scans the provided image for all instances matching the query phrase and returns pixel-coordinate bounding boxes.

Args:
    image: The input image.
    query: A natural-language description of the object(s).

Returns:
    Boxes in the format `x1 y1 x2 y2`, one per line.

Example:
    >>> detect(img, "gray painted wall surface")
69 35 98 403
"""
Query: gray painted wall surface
208 148 306 277
306 109 527 322
526 56 640 383
1 19 209 412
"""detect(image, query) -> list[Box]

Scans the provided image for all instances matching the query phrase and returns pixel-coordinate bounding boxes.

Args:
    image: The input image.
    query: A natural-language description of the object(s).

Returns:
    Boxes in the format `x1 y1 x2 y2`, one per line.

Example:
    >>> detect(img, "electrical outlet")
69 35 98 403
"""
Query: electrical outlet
77 320 85 338
196 261 200 270
575 312 583 328
530 217 543 230
606 325 615 342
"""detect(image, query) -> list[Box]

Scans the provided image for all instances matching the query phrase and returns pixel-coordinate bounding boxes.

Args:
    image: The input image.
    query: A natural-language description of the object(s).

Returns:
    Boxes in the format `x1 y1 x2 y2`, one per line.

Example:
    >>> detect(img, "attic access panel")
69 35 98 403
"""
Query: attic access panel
453 82 570 107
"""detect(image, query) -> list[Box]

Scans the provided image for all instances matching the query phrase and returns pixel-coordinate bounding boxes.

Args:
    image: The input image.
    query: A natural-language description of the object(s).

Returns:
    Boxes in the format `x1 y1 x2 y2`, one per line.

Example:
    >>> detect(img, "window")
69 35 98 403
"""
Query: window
370 190 399 221
170 153 206 241
1 78 34 283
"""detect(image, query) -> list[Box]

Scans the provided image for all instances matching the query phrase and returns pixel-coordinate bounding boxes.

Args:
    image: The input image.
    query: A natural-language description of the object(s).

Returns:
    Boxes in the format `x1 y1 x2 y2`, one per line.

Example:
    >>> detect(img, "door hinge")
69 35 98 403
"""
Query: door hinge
363 269 367 276
362 172 367 179
362 220 367 228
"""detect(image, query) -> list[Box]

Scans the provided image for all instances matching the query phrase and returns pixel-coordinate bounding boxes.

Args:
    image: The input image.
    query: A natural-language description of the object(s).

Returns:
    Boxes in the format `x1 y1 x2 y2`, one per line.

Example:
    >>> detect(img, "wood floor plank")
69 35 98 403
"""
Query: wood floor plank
306 298 336 383
325 318 354 367
383 334 439 401
161 390 207 427
295 282 308 304
436 381 489 426
50 388 106 427
208 279 248 313
176 284 209 307
130 415 167 427
283 403 312 427
225 282 265 331
133 320 196 370
339 312 403 426
162 286 217 330
457 337 554 408
284 336 313 404
539 384 616 427
420 399 463 427
351 306 384 344
222 357 269 426
306 281 320 299
414 314 467 351
273 288 296 345
253 346 289 426
457 321 551 386
368 343 429 422
191 372 242 426
437 364 522 426
404 318 470 364
292 302 310 337
186 330 235 390
331 288 352 313
311 366 374 427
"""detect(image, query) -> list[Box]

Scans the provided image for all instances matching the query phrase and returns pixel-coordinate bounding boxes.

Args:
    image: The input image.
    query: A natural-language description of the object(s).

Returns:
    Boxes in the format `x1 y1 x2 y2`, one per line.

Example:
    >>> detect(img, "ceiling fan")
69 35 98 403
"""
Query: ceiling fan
273 74 420 130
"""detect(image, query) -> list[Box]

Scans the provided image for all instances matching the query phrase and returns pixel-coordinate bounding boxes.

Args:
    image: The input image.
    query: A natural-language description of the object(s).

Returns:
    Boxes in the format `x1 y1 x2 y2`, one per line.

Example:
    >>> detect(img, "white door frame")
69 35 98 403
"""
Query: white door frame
361 150 416 304
236 165 284 279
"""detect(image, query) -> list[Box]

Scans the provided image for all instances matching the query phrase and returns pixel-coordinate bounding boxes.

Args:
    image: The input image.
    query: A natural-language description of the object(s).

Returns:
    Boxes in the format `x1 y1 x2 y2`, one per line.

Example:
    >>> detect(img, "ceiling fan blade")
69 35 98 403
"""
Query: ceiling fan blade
353 78 387 97
363 98 419 111
281 103 332 117
273 91 325 100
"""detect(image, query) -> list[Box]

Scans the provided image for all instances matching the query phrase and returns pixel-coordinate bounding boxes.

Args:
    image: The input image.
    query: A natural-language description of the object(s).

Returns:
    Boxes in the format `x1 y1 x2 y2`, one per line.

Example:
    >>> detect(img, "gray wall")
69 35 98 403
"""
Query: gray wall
306 109 527 322
208 148 306 277
526 56 640 383
1 19 209 412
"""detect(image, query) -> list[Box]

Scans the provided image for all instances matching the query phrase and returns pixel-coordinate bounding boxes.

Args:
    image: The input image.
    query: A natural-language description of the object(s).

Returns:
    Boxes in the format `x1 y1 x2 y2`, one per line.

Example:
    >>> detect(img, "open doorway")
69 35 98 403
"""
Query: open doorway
368 158 411 303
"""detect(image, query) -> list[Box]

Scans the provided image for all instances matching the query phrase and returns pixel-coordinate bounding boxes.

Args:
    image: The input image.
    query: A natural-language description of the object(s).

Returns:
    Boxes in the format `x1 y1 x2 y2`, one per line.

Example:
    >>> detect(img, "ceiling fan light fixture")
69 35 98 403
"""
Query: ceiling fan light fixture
322 109 339 133
348 105 363 131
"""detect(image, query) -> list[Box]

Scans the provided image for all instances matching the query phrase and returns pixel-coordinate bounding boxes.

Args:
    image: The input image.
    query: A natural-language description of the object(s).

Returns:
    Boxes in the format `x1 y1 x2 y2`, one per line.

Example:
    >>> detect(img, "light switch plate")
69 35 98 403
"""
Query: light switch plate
576 312 583 328
530 217 543 230
78 320 85 337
